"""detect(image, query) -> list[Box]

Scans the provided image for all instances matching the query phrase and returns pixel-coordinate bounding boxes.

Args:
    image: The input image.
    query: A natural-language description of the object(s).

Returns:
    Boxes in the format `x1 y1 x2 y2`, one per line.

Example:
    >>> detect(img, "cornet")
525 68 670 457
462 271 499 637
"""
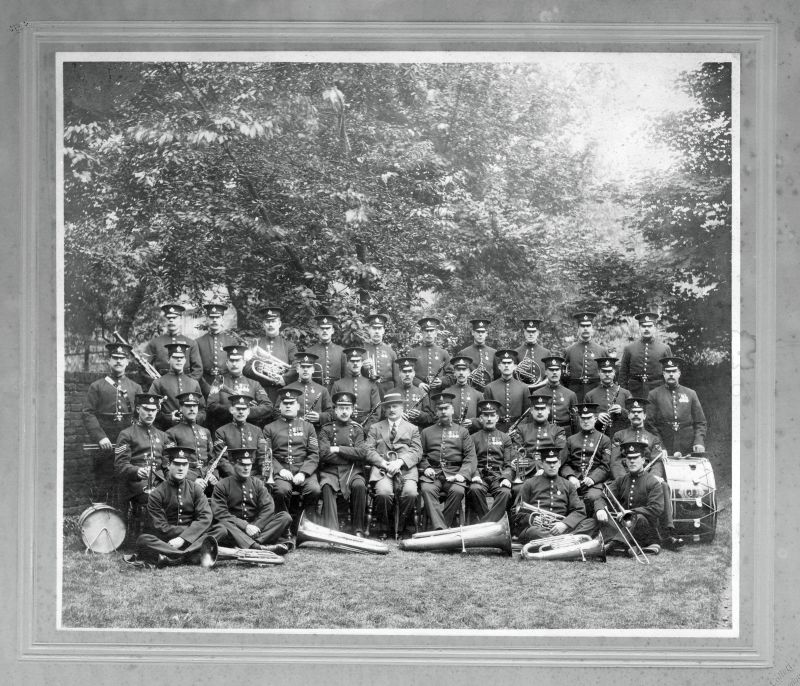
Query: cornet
361 352 380 381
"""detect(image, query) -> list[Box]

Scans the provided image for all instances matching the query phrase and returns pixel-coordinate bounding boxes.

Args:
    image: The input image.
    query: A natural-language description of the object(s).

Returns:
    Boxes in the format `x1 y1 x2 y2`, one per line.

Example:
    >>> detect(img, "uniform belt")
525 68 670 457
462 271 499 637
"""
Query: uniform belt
98 412 133 417
635 374 660 381
568 377 599 385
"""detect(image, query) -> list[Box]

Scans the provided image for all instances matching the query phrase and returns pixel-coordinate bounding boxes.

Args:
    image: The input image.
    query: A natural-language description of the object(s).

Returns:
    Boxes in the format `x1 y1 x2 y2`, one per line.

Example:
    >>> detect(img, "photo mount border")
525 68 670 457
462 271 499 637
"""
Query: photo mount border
18 20 774 668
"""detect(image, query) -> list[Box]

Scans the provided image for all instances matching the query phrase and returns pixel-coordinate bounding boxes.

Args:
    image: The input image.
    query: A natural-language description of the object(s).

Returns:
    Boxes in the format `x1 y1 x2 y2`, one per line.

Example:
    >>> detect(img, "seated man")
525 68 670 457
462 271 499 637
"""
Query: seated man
466 399 514 524
262 387 321 526
364 391 422 538
512 447 594 543
165 391 216 494
318 392 369 535
212 393 266 480
419 392 477 530
594 441 665 557
211 448 294 555
132 445 226 567
114 393 169 511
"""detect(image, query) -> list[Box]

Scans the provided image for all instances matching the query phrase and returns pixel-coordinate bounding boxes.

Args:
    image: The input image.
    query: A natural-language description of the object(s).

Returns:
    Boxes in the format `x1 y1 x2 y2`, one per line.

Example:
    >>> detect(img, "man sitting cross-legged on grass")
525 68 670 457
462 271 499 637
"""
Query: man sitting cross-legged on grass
130 445 226 568
211 448 294 555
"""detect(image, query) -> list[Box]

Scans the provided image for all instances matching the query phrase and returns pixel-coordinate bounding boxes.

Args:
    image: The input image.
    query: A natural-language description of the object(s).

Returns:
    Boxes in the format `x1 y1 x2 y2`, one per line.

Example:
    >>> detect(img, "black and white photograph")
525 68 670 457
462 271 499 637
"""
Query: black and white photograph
58 51 737 633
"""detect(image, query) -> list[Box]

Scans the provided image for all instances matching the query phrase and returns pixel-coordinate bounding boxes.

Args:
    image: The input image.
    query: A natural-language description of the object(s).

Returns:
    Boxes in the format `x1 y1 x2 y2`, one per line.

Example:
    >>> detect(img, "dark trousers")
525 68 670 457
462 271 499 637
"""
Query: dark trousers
466 479 511 524
321 477 367 533
372 475 418 534
420 477 466 530
626 378 663 399
565 379 600 403
135 522 227 564
598 512 661 548
272 474 321 517
218 511 293 549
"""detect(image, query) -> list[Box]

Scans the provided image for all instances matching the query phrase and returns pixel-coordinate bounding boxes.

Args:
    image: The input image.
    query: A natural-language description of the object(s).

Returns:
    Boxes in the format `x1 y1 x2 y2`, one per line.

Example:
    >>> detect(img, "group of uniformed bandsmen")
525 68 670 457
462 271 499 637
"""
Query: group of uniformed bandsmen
82 303 708 566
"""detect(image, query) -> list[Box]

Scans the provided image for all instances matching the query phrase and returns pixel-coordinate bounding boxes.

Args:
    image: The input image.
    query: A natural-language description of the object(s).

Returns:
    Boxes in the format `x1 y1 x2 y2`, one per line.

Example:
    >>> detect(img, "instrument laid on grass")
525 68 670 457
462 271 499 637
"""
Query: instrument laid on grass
296 513 389 554
516 502 566 529
78 503 127 553
600 483 650 565
519 533 606 562
399 513 512 555
215 545 285 566
113 330 161 380
663 455 717 543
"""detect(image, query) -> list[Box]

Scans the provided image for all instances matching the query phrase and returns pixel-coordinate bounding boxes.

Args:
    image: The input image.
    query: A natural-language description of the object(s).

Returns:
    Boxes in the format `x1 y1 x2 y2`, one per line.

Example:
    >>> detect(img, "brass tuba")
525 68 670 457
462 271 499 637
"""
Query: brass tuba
398 513 512 555
296 513 390 554
520 533 606 562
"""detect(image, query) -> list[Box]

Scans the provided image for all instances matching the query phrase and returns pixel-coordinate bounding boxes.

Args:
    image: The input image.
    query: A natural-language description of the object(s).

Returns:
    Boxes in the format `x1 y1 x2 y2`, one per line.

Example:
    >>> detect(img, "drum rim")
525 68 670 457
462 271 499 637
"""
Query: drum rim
79 505 127 551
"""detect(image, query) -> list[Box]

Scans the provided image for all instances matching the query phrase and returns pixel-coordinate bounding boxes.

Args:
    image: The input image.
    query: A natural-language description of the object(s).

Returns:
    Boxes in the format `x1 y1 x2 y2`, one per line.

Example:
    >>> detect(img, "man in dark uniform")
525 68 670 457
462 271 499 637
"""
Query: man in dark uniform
143 303 203 379
585 357 632 438
619 312 672 398
560 402 612 515
148 341 206 430
114 393 169 510
331 347 382 432
564 312 608 402
165 392 216 494
510 393 567 503
456 318 497 388
244 305 298 405
419 392 477 530
305 314 346 390
133 445 226 567
646 357 707 456
388 356 434 428
211 448 293 555
466 399 514 524
317 391 369 535
538 355 579 434
512 447 594 543
594 441 665 556
262 387 321 525
206 343 273 431
286 352 333 430
360 313 398 397
482 349 530 433
364 391 423 538
408 317 452 394
212 393 264 480
514 317 550 387
195 303 238 397
82 342 143 499
442 355 483 431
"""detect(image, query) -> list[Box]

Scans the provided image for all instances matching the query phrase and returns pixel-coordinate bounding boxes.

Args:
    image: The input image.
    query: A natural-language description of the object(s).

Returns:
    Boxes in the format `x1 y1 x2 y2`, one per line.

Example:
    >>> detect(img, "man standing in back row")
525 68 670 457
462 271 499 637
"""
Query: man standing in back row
619 312 672 398
564 312 608 403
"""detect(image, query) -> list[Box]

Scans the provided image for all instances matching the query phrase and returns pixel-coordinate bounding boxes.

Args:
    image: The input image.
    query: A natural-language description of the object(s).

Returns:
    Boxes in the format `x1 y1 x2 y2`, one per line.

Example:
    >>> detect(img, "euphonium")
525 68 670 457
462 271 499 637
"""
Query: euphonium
398 513 512 555
296 513 389 554
517 501 566 529
520 533 606 562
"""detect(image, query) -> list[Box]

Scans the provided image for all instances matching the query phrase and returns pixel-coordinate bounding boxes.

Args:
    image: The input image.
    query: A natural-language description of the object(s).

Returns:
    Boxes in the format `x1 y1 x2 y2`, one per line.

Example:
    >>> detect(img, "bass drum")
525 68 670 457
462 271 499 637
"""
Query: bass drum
663 456 717 543
78 503 127 553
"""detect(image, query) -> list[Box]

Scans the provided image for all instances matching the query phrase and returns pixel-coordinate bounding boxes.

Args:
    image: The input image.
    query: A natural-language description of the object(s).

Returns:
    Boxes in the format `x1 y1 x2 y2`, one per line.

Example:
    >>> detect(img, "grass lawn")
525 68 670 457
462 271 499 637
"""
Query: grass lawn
60 487 732 631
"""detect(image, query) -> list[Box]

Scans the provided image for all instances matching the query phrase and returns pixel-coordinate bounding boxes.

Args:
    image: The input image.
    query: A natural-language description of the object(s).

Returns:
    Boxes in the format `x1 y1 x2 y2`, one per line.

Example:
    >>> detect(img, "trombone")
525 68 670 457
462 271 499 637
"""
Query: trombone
600 483 650 564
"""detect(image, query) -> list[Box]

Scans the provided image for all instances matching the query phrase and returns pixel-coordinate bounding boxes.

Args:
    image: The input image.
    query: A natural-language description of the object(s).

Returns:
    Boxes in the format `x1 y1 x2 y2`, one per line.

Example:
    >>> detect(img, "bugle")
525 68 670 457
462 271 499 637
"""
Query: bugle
399 513 512 555
600 483 650 565
296 513 389 554
520 533 606 562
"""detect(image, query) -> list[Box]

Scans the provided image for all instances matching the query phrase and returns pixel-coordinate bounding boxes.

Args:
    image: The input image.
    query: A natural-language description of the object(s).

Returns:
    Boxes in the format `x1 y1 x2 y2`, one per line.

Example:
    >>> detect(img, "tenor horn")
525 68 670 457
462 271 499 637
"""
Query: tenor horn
398 513 512 555
296 513 390 555
520 533 606 562
517 502 566 529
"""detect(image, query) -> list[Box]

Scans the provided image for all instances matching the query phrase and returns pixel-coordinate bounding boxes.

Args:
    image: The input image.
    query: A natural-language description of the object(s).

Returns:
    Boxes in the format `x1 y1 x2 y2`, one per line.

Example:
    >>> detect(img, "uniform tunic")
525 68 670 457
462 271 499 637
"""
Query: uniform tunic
195 331 240 386
144 333 203 379
305 341 346 388
610 426 665 480
599 469 665 547
262 416 321 513
206 373 273 428
456 343 498 383
213 421 263 478
330 374 382 431
584 382 632 437
165 420 215 482
318 420 369 532
361 341 398 395
285 379 333 429
513 421 567 480
148 373 206 429
560 430 612 486
386 384 435 427
645 384 707 455
114 421 168 503
211 474 292 548
407 343 453 388
618 338 672 396
482 377 530 426
513 474 588 540
466 427 515 524
564 340 607 402
538 383 579 429
82 375 142 443
442 382 484 428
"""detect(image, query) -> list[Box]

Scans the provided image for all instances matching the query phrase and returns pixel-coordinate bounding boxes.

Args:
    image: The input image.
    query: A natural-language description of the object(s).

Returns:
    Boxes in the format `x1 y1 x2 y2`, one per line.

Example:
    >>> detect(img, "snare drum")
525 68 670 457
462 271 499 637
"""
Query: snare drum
78 503 127 553
663 456 717 543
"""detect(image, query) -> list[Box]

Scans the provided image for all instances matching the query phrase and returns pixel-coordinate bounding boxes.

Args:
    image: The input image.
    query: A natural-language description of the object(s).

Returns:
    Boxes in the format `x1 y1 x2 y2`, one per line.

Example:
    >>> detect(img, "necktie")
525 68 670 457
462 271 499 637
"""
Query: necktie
390 422 397 445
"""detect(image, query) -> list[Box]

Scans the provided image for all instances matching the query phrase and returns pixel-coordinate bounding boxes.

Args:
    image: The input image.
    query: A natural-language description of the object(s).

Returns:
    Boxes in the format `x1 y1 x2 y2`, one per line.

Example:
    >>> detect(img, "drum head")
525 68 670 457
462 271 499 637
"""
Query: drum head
664 457 718 543
79 504 126 553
